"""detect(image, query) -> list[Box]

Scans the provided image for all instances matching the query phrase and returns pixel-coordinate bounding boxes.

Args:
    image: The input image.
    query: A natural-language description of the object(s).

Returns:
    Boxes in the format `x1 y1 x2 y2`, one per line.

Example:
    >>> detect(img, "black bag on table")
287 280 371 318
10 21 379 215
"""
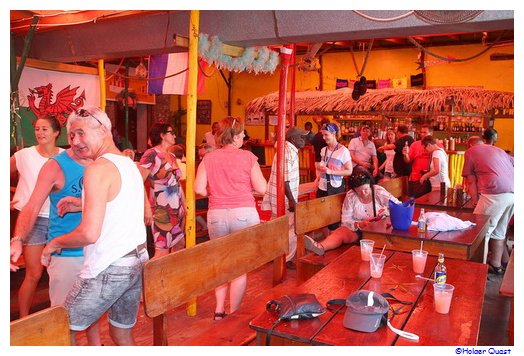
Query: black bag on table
265 293 325 345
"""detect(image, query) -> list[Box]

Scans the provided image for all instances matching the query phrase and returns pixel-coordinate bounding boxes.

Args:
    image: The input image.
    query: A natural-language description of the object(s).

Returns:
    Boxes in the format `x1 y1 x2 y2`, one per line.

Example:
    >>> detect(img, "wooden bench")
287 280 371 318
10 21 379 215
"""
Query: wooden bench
142 215 289 345
10 306 71 346
499 249 514 345
295 177 408 283
295 192 347 282
377 176 408 200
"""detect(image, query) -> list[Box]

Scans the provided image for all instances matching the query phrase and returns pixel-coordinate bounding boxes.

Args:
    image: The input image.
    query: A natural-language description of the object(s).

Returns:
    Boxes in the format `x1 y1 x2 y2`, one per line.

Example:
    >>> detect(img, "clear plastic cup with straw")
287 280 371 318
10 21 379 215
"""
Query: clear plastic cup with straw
370 245 386 278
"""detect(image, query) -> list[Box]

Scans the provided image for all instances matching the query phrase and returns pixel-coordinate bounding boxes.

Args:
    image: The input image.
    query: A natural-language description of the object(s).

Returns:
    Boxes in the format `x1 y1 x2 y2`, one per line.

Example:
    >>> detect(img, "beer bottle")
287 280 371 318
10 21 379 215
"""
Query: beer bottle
435 253 447 284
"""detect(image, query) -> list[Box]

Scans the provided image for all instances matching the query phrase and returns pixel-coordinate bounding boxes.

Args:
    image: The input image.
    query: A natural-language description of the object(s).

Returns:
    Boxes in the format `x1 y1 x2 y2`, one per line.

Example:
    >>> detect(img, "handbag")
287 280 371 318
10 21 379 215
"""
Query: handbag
409 179 432 198
266 293 325 320
265 293 325 345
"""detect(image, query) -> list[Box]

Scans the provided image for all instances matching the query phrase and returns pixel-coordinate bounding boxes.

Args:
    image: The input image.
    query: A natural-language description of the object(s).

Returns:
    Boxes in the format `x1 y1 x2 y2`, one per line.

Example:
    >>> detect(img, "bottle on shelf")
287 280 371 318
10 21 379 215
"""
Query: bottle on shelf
434 253 447 284
417 208 427 234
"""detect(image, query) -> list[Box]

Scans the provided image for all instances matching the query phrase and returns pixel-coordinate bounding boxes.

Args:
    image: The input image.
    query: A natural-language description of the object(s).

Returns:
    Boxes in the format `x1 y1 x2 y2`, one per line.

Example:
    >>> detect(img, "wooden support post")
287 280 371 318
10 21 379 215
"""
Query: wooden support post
152 314 168 346
275 45 293 283
98 59 106 111
289 44 296 127
185 9 200 317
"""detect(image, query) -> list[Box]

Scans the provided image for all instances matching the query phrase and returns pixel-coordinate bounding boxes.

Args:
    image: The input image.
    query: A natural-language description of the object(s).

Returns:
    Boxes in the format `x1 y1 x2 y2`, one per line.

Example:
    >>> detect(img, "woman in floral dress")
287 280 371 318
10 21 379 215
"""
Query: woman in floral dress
139 123 186 258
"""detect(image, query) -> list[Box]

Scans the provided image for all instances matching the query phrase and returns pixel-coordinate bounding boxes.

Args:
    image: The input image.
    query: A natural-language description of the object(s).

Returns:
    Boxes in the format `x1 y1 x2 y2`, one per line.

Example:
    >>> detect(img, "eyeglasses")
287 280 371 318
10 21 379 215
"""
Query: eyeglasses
76 108 104 127
165 130 175 135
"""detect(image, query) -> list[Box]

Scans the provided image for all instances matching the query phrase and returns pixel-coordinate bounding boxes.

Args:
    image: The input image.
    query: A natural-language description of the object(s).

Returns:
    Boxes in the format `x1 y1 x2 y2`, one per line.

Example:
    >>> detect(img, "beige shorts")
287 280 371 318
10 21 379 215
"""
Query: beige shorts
47 255 84 306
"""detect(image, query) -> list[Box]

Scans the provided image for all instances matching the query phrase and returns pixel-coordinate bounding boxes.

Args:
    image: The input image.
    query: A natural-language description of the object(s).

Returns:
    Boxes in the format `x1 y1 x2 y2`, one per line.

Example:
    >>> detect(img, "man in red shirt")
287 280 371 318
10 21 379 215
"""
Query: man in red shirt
403 125 434 197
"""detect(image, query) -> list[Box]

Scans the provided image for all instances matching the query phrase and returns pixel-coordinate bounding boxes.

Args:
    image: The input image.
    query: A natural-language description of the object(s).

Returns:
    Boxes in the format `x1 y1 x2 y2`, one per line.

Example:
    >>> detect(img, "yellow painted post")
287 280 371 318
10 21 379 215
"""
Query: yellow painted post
185 10 199 317
97 60 106 111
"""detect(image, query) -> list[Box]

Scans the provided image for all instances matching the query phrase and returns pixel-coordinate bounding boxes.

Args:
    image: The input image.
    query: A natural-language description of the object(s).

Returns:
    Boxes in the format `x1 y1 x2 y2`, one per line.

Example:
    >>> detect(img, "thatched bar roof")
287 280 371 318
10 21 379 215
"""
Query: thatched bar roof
245 87 514 117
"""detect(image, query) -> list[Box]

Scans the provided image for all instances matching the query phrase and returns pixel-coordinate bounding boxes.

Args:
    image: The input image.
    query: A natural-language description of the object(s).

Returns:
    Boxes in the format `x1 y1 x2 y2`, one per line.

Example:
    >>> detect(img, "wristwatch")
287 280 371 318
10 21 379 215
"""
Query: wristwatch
10 236 23 244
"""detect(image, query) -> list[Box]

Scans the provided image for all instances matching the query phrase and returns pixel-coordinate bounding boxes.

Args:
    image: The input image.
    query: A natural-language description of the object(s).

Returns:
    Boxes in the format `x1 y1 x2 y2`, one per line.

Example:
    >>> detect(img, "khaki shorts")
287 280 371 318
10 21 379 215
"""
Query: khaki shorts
47 255 84 306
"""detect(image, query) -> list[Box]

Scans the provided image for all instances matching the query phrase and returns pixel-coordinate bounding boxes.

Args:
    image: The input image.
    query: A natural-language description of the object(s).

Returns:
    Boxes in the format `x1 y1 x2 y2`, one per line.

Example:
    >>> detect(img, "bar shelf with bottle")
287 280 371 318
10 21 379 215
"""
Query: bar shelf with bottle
431 115 488 152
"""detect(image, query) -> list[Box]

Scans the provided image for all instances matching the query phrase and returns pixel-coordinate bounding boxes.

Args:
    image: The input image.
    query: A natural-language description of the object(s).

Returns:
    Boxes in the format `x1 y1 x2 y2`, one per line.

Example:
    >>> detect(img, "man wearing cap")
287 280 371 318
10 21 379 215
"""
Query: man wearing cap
41 106 148 345
261 126 306 269
310 118 330 180
348 125 380 180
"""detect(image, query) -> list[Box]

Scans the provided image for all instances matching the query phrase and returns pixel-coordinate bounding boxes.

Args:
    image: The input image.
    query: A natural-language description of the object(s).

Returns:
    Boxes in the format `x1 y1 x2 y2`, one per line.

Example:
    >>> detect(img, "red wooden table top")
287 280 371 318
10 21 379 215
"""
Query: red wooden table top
250 246 487 346
360 207 490 260
415 190 474 212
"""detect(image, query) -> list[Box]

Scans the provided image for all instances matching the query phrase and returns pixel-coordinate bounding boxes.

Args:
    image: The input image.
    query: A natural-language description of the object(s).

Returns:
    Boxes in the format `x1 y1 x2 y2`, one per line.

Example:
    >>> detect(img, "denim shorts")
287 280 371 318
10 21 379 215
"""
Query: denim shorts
65 249 148 331
24 216 49 246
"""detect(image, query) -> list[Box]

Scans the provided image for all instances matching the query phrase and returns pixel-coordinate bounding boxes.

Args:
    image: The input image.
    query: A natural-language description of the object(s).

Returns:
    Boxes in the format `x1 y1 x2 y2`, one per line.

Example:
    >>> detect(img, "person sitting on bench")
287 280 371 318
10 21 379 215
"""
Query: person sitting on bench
305 172 400 255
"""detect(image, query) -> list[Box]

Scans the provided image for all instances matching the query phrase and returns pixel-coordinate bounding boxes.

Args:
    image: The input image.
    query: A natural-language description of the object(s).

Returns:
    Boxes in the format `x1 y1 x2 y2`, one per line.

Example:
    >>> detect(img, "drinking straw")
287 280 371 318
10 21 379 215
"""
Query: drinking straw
420 241 423 252
380 244 386 256
416 275 434 283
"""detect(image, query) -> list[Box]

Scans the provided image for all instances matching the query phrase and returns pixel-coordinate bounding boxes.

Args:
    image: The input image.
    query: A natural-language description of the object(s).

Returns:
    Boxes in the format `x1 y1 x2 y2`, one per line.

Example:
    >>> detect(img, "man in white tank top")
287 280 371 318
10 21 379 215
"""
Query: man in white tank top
41 106 148 346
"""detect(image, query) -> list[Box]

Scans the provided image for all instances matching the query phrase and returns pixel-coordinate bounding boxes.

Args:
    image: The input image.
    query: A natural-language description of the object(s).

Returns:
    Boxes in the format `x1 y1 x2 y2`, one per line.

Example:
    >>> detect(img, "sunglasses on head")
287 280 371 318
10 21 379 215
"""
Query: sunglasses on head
76 108 104 127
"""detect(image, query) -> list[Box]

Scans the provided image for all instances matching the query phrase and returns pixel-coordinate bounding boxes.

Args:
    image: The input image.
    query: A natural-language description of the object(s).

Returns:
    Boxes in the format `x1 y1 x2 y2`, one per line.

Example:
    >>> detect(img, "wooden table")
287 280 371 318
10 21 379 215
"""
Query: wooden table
360 207 490 261
415 190 476 212
249 246 487 346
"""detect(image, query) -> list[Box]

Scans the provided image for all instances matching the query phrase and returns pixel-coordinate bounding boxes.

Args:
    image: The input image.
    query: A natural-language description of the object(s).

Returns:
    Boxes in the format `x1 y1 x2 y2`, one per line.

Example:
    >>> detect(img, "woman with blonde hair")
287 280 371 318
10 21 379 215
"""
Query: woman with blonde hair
379 129 397 178
195 117 266 320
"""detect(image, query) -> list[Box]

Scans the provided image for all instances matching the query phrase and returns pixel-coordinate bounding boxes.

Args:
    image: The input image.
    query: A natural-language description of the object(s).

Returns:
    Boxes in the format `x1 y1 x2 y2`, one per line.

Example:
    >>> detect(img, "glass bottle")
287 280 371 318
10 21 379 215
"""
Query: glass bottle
417 208 427 233
434 253 447 284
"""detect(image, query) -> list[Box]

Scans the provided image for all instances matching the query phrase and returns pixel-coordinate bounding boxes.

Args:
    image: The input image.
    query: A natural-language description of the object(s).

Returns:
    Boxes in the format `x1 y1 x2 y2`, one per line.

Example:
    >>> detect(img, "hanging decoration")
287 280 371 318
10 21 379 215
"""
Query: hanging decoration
198 33 280 74
116 89 137 110
134 58 148 78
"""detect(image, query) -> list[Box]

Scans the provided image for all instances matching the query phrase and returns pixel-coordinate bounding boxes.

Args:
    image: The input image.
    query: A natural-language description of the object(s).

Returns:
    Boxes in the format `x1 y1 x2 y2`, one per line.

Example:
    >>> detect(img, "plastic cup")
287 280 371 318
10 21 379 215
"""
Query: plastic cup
433 283 455 314
411 250 428 274
369 253 386 278
360 239 375 261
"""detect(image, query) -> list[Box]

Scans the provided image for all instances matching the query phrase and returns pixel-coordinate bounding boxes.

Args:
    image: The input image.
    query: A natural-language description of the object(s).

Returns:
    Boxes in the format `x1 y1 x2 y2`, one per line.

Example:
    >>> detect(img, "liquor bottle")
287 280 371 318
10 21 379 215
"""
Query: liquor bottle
417 208 427 233
434 253 447 284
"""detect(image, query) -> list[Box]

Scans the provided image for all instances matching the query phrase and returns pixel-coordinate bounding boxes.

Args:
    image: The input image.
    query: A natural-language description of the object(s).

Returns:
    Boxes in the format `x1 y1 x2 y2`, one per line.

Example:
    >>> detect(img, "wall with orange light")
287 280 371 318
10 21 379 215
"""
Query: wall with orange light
173 43 514 152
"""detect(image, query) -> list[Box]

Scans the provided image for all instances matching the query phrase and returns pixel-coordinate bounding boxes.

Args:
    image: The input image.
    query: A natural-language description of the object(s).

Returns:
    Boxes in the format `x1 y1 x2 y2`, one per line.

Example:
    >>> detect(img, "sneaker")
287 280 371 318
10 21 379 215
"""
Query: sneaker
304 235 325 256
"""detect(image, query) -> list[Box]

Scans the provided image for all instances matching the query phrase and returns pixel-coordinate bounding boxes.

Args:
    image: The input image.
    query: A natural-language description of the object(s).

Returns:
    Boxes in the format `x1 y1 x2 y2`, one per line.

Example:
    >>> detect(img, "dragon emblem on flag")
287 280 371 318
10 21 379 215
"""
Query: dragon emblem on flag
27 83 86 126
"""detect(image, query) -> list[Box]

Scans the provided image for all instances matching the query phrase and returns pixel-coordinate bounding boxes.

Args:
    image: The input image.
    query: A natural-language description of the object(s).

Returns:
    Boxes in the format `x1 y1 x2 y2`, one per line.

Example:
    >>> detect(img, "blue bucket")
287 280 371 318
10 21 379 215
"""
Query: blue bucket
388 199 415 230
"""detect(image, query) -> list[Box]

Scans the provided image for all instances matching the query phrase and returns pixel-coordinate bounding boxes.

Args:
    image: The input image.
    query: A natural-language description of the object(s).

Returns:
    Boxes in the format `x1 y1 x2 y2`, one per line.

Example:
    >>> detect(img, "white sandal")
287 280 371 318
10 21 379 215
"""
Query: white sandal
304 235 325 256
